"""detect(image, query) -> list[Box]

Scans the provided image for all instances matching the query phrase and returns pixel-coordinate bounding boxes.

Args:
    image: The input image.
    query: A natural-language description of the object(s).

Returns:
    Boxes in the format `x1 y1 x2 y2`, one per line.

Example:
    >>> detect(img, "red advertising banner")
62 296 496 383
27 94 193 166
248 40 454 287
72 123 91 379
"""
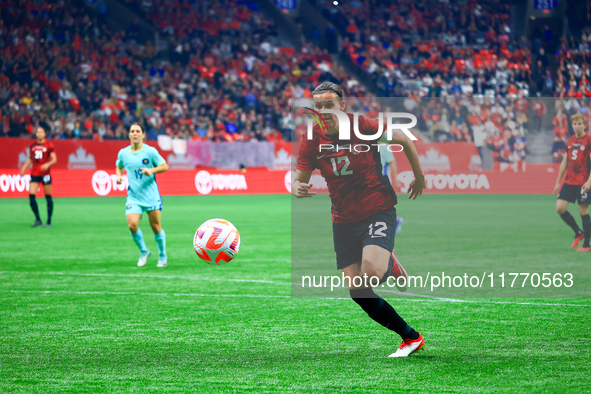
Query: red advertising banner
0 138 195 171
0 163 562 197
393 142 482 173
272 141 292 170
0 168 292 198
0 138 560 196
391 142 559 194
295 141 558 194
306 163 559 195
290 141 482 172
1 138 478 172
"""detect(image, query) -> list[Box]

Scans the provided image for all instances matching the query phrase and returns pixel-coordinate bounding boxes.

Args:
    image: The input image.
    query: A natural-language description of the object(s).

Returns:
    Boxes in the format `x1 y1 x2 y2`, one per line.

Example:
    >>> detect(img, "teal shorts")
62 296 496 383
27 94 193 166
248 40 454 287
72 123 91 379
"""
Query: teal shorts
126 203 162 216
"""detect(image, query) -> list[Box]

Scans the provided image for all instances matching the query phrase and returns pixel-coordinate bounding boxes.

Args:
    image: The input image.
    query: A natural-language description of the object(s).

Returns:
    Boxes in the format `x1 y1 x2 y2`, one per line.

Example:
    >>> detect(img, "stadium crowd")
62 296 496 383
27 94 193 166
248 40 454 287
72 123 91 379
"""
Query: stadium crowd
316 0 591 165
318 0 531 98
542 29 591 161
0 0 367 142
1 0 591 168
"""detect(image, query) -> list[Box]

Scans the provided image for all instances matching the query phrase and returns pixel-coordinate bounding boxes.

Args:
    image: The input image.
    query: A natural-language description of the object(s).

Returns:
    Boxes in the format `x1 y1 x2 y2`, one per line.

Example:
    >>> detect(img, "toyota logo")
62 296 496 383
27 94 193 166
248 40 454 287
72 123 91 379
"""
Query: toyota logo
284 171 293 193
195 170 213 195
92 170 112 196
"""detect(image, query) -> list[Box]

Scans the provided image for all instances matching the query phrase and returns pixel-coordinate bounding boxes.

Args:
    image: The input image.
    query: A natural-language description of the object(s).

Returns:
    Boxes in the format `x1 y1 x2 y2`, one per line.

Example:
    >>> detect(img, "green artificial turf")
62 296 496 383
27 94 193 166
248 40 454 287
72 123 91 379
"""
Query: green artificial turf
0 194 590 393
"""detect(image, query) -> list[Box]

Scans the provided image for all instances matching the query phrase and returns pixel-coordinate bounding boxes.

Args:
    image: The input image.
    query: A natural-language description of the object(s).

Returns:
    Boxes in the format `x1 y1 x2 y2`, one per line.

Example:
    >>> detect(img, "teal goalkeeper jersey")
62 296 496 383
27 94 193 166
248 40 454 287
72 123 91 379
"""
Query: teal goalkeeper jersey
116 144 166 207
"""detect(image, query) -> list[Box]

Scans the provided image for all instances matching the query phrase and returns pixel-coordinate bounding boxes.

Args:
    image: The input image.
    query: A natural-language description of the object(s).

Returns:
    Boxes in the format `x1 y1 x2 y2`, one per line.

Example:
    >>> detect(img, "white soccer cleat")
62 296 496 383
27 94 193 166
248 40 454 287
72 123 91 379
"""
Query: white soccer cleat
157 257 167 268
137 251 151 267
388 333 425 358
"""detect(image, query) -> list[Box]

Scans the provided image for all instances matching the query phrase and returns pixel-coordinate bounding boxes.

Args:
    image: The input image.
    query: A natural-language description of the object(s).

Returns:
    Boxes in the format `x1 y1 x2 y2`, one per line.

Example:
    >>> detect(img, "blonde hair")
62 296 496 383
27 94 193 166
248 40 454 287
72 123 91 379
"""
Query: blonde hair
571 113 586 124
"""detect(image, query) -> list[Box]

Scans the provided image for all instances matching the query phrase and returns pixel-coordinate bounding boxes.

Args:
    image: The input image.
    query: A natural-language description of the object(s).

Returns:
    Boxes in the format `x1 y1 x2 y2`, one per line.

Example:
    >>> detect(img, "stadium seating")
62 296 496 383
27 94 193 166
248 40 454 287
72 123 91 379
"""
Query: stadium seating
317 0 530 98
0 0 364 142
2 0 591 167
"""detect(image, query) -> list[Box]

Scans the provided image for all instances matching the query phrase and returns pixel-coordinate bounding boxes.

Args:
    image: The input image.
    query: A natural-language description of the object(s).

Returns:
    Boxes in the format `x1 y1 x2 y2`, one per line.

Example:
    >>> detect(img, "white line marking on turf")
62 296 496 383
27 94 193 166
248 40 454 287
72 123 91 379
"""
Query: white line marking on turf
4 290 290 298
4 289 591 307
52 271 287 284
1 271 590 307
0 271 291 285
380 289 591 307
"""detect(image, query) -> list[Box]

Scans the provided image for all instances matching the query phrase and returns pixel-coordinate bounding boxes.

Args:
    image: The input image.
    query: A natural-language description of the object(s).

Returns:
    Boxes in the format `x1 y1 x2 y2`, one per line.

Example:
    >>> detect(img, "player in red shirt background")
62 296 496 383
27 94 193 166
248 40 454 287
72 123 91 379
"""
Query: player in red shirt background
554 113 591 252
293 82 426 357
19 127 57 227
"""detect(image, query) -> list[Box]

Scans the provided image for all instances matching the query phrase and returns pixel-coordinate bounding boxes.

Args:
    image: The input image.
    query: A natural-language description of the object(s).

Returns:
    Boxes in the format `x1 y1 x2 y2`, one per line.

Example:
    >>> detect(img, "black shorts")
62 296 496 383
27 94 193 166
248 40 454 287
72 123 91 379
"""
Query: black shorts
333 207 396 270
558 183 591 204
30 174 52 185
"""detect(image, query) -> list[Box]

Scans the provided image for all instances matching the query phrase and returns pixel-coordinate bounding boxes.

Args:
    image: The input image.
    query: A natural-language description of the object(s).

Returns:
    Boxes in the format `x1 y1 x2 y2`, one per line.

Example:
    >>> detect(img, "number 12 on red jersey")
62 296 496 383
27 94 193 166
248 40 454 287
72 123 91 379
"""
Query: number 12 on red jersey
330 157 353 176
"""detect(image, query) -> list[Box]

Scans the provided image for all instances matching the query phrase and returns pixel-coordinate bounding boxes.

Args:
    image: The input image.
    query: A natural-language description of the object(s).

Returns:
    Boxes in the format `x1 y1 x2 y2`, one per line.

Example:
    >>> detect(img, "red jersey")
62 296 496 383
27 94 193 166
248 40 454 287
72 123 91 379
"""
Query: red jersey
297 114 397 223
490 134 504 151
555 125 568 140
29 140 55 177
553 113 567 127
533 100 546 117
565 134 591 185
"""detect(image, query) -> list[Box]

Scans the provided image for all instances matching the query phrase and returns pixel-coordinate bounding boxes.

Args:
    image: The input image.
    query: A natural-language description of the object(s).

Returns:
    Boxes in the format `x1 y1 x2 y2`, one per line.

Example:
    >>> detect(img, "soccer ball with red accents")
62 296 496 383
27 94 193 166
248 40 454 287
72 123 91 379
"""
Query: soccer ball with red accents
194 219 241 265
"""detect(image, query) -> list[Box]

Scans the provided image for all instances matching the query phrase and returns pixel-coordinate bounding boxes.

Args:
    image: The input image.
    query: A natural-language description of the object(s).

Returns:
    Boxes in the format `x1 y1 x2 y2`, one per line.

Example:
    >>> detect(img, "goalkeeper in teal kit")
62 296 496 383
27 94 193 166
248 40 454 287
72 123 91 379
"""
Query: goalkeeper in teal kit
116 124 169 267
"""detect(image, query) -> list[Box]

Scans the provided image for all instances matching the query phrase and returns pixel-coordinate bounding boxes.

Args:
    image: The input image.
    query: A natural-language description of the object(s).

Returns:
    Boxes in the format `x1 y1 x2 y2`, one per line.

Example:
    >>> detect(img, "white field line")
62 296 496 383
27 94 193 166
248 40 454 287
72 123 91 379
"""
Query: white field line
4 289 290 298
0 271 290 285
0 271 590 307
378 288 591 307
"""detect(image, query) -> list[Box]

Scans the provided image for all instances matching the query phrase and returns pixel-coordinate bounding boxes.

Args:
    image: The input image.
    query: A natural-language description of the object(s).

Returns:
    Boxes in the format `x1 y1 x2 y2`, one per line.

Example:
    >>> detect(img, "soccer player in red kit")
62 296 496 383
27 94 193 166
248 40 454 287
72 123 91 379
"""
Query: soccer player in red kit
554 113 591 252
20 127 57 227
292 82 426 357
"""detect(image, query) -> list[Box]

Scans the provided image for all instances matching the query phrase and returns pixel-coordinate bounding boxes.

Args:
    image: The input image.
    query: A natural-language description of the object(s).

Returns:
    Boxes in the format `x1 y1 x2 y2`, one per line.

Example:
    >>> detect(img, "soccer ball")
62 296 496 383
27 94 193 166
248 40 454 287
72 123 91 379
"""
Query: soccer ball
194 218 241 265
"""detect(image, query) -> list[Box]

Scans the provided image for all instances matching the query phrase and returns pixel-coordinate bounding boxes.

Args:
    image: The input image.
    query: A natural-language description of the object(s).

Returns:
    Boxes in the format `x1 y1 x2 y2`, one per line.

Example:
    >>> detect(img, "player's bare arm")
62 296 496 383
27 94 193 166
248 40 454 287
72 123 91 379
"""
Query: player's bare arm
388 129 425 199
116 166 124 184
40 152 57 172
554 153 568 195
141 162 169 176
388 161 402 191
19 157 32 177
292 169 316 198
